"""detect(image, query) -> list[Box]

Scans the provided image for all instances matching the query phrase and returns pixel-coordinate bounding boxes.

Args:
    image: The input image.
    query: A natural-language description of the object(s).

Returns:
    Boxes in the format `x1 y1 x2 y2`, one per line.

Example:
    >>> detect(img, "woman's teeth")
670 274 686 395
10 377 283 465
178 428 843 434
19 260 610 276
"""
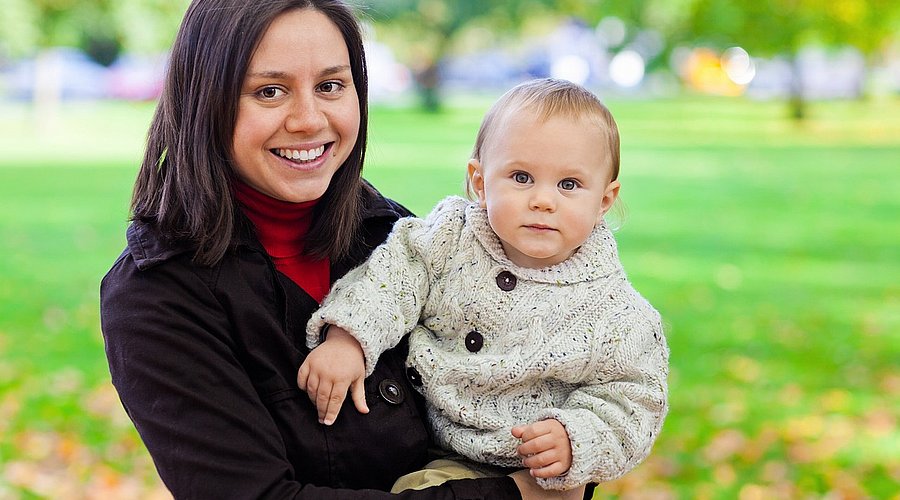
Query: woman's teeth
277 145 326 162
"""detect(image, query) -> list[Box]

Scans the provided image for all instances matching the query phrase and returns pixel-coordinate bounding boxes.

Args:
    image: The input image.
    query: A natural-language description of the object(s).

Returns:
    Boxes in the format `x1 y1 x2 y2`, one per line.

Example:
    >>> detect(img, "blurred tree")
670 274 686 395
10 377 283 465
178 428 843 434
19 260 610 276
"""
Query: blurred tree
0 0 187 131
0 0 187 59
366 0 564 110
366 0 706 109
678 0 900 119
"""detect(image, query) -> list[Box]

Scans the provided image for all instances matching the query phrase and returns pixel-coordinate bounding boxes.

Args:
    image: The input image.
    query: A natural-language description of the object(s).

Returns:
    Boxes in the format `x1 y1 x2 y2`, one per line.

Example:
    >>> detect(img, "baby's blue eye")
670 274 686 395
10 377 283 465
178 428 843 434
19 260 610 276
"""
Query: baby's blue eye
514 172 530 183
559 179 577 190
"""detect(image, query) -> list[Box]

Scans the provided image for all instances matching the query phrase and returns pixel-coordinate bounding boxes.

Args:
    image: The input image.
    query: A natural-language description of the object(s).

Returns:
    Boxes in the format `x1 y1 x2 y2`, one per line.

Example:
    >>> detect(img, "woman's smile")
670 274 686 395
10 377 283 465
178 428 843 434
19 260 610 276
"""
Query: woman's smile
272 142 333 170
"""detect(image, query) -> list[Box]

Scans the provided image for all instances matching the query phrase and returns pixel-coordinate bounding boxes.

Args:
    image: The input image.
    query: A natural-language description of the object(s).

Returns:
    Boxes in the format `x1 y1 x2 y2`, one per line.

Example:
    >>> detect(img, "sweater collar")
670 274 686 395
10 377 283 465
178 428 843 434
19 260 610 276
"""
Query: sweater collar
465 202 623 284
233 179 316 258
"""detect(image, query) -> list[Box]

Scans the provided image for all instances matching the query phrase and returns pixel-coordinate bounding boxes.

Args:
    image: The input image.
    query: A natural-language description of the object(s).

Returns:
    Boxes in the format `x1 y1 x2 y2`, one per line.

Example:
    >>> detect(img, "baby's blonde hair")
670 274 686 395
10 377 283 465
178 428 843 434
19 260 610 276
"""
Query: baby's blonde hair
467 78 620 198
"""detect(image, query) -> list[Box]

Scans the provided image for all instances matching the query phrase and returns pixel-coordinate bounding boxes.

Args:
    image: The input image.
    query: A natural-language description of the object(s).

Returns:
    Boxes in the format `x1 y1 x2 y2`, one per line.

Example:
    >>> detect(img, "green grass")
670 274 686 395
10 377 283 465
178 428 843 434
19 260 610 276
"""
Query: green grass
0 95 898 498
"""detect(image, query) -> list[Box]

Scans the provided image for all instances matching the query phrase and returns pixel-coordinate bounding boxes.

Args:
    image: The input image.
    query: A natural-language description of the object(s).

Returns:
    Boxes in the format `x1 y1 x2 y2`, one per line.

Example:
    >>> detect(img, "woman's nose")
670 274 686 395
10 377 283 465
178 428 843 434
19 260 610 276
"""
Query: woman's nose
285 93 327 133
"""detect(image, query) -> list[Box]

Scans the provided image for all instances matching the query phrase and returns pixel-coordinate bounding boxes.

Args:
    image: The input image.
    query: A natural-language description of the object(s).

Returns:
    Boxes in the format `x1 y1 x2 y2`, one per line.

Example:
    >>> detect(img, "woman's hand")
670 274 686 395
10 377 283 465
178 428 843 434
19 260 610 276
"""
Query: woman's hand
297 325 368 425
509 470 585 499
512 418 573 478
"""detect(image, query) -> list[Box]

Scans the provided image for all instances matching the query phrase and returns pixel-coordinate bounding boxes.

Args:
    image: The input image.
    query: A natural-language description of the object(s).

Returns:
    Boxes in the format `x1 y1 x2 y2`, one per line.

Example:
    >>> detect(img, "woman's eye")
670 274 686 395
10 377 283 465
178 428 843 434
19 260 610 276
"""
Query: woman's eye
258 86 284 99
559 179 578 190
513 172 531 184
318 81 345 94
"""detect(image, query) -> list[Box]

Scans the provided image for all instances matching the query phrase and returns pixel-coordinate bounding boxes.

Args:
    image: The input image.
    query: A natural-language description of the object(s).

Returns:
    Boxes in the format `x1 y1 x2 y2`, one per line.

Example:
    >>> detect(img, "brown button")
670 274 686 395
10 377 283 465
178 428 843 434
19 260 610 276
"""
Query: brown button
496 271 517 291
465 330 483 353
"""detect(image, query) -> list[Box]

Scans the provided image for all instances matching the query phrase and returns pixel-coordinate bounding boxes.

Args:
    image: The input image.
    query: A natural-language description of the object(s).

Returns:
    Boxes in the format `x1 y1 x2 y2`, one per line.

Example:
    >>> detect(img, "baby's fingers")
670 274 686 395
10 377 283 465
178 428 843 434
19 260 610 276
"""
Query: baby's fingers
522 450 566 478
350 378 369 415
318 380 349 426
297 360 312 393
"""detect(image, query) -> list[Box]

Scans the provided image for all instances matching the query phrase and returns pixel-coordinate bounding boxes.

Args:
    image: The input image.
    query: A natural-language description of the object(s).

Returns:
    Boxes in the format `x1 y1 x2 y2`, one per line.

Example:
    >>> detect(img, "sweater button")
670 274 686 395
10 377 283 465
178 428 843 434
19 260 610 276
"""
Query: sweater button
378 379 405 405
496 271 517 291
406 366 423 387
465 330 483 353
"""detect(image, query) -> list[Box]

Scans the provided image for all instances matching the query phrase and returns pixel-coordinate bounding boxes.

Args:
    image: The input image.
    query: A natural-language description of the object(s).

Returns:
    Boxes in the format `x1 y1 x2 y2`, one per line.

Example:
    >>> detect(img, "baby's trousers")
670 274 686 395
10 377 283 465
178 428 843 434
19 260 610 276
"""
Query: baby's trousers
391 450 593 498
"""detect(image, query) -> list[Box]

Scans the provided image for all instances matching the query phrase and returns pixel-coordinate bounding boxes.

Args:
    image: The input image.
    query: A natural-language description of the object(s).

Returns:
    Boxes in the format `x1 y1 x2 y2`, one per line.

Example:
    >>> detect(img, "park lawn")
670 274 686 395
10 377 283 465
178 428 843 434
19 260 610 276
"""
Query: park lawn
0 96 897 498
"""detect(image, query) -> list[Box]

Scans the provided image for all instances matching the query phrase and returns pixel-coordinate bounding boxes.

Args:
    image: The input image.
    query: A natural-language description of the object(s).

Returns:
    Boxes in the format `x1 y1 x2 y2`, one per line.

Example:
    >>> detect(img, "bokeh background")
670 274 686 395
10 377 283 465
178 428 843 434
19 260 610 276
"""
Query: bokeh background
1 1 898 498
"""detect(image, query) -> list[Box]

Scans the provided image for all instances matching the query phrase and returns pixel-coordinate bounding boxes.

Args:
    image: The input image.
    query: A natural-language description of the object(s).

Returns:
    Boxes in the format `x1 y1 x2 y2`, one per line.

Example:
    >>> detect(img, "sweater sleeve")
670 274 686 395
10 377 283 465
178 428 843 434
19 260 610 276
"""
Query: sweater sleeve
307 197 467 376
535 302 669 490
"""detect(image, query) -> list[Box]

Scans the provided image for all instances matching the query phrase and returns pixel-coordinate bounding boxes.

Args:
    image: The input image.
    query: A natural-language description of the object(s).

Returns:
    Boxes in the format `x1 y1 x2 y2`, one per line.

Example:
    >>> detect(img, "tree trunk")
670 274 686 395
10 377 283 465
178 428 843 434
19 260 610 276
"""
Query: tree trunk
33 49 62 135
415 62 441 112
788 54 806 121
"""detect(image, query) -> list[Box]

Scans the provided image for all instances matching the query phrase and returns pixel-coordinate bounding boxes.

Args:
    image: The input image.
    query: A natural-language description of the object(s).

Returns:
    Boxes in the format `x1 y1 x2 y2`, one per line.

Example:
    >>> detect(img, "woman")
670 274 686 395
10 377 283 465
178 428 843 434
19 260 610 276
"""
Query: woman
100 0 539 497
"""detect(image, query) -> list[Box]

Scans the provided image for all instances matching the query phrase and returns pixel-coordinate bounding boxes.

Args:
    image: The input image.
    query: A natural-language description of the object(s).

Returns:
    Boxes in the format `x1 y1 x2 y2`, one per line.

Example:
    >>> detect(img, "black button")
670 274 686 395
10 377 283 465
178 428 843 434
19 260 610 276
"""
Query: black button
378 379 404 405
496 271 517 291
406 366 422 386
465 330 483 353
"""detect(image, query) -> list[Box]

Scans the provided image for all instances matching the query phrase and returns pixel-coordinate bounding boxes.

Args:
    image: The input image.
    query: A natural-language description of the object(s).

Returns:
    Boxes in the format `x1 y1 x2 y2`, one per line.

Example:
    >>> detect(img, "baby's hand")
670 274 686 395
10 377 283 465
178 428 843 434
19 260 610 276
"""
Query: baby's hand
512 419 573 479
297 325 368 425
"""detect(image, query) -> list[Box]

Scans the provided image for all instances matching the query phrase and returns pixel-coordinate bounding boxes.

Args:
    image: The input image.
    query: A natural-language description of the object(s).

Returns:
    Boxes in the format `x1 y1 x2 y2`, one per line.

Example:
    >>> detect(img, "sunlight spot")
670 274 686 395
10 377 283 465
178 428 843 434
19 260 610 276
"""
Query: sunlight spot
715 263 743 290
722 47 756 85
713 463 737 485
879 372 900 396
819 389 850 413
726 355 760 383
550 55 590 85
710 400 747 425
778 384 804 407
596 17 627 47
704 429 747 463
48 367 84 395
739 484 772 500
784 415 825 441
863 408 896 438
42 306 68 333
761 460 789 482
610 50 645 88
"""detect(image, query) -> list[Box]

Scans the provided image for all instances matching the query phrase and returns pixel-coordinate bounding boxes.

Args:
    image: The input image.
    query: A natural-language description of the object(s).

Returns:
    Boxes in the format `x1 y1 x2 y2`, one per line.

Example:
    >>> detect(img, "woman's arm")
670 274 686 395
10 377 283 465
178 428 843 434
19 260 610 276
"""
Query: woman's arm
101 251 520 499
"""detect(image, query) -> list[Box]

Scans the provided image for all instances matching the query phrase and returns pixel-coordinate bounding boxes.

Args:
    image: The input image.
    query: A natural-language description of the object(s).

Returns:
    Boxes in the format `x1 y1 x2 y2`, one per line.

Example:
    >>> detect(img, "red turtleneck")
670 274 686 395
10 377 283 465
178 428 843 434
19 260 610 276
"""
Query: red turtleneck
233 180 330 303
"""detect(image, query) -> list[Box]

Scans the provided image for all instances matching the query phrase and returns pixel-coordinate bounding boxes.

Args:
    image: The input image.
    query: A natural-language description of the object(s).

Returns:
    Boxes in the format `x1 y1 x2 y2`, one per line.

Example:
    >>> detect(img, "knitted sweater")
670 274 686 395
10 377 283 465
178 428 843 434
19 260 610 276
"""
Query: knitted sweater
307 196 668 490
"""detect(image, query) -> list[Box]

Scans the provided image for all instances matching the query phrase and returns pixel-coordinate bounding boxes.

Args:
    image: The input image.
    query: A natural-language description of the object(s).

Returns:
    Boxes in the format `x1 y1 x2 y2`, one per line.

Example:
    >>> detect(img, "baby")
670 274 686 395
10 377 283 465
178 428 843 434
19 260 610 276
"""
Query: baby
299 78 669 494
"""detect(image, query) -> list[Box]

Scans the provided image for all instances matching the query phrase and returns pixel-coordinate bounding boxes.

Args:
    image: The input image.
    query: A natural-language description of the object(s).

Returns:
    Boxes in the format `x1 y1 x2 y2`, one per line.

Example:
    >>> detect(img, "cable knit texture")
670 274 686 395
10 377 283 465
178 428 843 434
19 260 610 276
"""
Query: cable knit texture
307 196 669 490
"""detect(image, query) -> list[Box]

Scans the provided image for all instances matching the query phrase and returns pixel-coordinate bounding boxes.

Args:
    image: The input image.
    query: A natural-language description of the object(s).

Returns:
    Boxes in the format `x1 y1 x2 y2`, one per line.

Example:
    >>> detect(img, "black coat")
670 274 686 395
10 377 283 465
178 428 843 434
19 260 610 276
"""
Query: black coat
100 185 519 499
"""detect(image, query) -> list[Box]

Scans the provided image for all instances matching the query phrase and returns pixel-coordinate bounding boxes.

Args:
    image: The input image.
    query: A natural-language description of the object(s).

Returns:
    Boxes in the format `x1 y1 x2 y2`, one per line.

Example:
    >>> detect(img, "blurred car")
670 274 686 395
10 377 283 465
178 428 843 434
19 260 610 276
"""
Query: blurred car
105 53 167 101
1 47 108 101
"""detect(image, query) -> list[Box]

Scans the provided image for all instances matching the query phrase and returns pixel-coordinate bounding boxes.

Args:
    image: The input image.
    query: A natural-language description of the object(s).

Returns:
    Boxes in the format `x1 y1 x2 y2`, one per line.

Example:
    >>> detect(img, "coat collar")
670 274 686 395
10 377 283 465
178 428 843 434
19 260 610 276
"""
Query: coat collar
127 181 409 271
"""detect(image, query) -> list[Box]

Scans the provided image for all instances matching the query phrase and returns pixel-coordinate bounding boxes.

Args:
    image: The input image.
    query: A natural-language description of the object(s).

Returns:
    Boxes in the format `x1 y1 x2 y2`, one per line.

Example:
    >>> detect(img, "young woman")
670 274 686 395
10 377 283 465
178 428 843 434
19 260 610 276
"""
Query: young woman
100 0 534 497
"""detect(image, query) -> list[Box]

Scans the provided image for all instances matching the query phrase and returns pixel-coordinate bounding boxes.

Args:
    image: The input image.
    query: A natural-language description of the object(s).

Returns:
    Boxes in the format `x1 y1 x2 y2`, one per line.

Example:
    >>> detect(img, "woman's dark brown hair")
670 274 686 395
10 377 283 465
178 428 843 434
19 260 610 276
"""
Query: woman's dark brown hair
132 0 368 265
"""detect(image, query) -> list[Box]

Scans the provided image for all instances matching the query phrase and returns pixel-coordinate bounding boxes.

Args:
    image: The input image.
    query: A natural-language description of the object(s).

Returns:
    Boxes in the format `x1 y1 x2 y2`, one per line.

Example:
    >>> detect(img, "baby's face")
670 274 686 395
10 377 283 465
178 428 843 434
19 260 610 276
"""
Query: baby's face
468 110 619 269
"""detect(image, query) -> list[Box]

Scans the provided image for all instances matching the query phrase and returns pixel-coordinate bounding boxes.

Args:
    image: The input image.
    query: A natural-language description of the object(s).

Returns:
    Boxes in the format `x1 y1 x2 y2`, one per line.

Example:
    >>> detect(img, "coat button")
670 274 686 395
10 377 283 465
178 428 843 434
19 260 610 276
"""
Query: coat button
406 366 423 387
378 379 405 405
465 330 484 353
496 271 517 291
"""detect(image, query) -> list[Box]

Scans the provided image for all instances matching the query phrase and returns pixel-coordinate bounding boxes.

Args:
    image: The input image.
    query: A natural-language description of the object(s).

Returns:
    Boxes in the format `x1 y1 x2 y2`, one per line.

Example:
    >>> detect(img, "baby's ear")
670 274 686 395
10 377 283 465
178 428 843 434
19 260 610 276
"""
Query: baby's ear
467 159 487 208
597 180 621 224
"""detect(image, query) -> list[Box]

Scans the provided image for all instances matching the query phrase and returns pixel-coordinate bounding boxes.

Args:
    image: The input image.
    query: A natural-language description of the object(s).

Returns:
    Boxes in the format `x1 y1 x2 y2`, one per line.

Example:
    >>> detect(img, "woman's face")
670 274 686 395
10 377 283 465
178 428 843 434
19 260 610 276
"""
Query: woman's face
232 8 360 202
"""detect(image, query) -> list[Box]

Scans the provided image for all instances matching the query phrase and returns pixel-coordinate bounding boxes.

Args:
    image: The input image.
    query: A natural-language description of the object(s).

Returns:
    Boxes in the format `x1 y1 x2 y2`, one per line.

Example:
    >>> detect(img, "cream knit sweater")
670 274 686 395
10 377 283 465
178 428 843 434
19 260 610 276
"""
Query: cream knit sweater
307 196 668 490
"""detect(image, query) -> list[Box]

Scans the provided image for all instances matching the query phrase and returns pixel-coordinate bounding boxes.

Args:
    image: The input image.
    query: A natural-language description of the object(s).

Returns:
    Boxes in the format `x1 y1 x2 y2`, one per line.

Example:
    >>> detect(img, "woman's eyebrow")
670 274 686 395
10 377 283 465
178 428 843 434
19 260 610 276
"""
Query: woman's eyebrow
246 70 291 79
246 65 351 80
319 64 352 77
